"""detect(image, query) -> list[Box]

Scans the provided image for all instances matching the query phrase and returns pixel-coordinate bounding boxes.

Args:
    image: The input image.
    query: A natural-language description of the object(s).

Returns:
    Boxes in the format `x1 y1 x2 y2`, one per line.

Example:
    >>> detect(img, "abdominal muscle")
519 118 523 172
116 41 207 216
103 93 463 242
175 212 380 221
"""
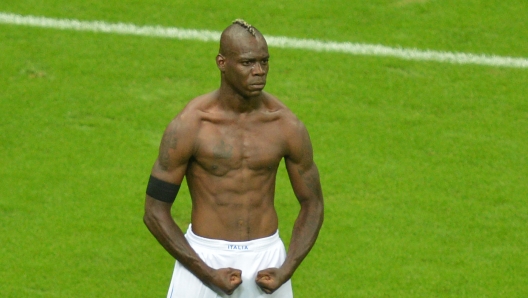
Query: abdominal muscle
186 164 280 242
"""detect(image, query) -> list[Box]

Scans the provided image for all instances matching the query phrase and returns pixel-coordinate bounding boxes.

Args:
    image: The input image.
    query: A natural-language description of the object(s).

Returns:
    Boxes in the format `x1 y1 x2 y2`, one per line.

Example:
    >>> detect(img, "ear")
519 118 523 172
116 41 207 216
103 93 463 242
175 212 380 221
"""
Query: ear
216 54 226 71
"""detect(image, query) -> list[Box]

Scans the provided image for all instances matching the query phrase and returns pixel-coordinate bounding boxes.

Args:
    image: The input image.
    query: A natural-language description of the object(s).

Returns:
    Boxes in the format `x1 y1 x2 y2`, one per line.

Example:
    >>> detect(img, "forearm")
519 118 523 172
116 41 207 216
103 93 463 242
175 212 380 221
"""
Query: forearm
281 199 324 279
143 197 214 283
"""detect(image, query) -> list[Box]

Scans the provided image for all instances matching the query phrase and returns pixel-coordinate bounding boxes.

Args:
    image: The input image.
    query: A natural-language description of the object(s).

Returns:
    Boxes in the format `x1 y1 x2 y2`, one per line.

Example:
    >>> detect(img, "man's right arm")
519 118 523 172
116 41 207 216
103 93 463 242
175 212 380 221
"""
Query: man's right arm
144 197 242 294
143 115 242 295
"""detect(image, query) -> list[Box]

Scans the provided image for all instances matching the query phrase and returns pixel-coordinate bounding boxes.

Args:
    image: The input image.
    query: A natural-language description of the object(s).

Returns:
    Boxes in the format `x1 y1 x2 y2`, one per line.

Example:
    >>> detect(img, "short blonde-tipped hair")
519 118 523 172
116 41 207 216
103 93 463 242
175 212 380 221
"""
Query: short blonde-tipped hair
232 19 256 36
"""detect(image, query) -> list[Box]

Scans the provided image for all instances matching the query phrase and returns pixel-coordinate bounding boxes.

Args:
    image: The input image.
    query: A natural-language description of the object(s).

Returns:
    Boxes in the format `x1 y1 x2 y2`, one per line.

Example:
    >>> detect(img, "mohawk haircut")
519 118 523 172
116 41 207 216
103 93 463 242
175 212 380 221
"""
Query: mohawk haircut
232 19 257 36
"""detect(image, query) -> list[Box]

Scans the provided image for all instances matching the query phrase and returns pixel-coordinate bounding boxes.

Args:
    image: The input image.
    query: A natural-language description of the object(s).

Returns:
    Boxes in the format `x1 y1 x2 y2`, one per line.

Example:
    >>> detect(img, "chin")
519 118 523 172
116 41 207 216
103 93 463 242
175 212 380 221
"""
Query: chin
247 90 264 98
249 87 265 95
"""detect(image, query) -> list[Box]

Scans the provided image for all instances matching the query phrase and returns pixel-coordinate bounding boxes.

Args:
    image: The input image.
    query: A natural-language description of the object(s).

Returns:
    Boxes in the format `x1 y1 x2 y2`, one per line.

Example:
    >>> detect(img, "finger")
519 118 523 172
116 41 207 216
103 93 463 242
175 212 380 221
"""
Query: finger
260 286 272 294
231 271 241 278
230 275 242 284
255 279 270 289
225 280 242 295
230 272 239 278
257 269 269 276
256 275 270 282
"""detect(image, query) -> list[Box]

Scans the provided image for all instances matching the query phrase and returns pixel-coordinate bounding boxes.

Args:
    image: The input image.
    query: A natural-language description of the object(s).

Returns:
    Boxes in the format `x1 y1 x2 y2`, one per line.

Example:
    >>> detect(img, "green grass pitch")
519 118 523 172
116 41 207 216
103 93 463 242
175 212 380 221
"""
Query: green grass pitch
1 0 528 297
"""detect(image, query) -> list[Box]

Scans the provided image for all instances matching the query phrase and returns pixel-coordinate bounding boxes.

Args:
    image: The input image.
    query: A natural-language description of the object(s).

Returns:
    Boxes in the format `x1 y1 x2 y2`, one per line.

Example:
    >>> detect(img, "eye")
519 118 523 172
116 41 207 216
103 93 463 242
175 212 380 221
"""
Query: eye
261 59 269 65
242 61 252 66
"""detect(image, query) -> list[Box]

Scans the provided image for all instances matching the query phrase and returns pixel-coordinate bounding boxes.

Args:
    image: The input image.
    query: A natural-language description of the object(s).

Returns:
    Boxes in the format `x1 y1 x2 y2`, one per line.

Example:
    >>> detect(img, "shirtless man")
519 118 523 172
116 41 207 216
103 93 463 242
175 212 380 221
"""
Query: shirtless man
143 19 324 297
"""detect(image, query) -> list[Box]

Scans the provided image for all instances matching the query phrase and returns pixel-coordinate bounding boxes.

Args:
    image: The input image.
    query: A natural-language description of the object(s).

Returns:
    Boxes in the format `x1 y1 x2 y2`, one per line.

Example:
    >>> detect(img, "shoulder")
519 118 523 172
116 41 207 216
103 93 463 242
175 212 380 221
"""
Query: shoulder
262 92 306 135
158 92 217 152
157 92 219 163
261 92 301 123
260 93 310 157
165 91 218 130
176 91 217 121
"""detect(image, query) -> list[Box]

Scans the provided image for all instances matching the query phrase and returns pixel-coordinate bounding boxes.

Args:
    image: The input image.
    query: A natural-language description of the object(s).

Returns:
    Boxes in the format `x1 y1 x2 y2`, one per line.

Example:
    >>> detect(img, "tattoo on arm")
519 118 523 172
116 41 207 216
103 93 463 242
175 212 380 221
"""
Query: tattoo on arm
159 128 178 170
298 167 321 195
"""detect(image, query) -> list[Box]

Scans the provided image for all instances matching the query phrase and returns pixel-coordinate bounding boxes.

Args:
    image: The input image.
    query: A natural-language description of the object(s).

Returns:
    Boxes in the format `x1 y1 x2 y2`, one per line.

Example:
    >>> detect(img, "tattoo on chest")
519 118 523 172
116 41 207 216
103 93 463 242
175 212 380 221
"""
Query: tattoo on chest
213 140 233 160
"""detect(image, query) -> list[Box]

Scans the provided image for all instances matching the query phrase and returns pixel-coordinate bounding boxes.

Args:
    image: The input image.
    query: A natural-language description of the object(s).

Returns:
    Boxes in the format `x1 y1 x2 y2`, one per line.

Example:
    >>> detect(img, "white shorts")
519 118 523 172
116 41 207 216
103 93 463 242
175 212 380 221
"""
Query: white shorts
167 225 293 298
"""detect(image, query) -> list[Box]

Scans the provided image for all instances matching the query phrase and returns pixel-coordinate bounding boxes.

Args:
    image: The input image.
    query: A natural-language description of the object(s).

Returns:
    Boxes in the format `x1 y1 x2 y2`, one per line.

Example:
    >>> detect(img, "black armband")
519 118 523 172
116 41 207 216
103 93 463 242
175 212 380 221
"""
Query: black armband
146 175 180 203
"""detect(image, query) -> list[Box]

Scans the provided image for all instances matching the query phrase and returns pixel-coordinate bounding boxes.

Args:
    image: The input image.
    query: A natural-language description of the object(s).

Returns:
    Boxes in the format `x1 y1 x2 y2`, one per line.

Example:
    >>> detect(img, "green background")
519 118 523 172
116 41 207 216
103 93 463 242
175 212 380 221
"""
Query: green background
1 0 527 297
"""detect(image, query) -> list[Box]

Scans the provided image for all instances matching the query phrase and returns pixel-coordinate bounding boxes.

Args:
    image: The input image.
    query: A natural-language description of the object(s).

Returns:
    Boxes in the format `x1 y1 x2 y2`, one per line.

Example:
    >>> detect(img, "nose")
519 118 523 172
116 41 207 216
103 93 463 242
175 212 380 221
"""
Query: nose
252 62 266 76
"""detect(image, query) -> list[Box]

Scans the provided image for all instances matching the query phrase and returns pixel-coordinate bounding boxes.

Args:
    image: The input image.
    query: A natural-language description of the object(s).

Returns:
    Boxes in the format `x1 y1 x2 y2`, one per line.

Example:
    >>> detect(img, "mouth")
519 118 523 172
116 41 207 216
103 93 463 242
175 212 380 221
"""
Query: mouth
249 82 266 90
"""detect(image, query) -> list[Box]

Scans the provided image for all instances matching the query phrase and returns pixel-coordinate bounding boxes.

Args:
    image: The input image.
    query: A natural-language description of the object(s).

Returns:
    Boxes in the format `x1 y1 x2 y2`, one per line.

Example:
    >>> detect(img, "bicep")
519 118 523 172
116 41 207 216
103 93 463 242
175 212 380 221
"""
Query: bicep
286 159 322 203
285 123 322 203
151 117 195 184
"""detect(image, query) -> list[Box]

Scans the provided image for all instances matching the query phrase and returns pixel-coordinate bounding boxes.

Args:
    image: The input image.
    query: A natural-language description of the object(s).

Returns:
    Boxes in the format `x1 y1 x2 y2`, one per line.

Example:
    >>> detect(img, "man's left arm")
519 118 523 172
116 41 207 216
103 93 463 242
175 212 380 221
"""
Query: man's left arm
256 121 324 294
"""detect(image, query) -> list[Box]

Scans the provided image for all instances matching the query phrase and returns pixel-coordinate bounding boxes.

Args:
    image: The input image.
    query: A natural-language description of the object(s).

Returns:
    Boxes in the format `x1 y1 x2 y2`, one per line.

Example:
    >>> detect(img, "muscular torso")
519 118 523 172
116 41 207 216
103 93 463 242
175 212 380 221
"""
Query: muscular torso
184 92 292 241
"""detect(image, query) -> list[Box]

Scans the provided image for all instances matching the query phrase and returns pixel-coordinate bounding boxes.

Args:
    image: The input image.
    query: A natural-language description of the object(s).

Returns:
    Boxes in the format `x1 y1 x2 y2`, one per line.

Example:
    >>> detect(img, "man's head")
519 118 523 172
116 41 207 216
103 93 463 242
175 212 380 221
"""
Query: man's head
216 19 269 98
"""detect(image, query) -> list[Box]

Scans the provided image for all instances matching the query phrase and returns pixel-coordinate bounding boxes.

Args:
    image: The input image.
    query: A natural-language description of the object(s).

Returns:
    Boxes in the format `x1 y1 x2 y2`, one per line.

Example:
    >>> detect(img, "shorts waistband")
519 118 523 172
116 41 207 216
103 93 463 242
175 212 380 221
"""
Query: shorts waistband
185 224 280 252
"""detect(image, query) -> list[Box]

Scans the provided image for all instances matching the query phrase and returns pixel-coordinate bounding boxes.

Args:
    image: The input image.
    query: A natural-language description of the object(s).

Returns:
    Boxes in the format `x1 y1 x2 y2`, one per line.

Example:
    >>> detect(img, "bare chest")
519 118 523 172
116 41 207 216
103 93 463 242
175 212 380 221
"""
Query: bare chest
193 120 286 175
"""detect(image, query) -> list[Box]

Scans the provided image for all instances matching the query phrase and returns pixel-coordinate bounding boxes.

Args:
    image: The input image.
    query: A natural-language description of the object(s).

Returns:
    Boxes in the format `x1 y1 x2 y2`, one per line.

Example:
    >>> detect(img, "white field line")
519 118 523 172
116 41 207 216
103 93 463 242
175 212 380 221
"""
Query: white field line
1 12 528 69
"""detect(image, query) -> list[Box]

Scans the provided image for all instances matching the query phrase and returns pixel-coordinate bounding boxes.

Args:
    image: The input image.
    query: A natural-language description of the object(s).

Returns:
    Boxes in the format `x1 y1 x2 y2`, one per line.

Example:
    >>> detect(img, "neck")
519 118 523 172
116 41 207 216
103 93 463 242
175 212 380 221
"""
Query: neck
217 85 263 114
